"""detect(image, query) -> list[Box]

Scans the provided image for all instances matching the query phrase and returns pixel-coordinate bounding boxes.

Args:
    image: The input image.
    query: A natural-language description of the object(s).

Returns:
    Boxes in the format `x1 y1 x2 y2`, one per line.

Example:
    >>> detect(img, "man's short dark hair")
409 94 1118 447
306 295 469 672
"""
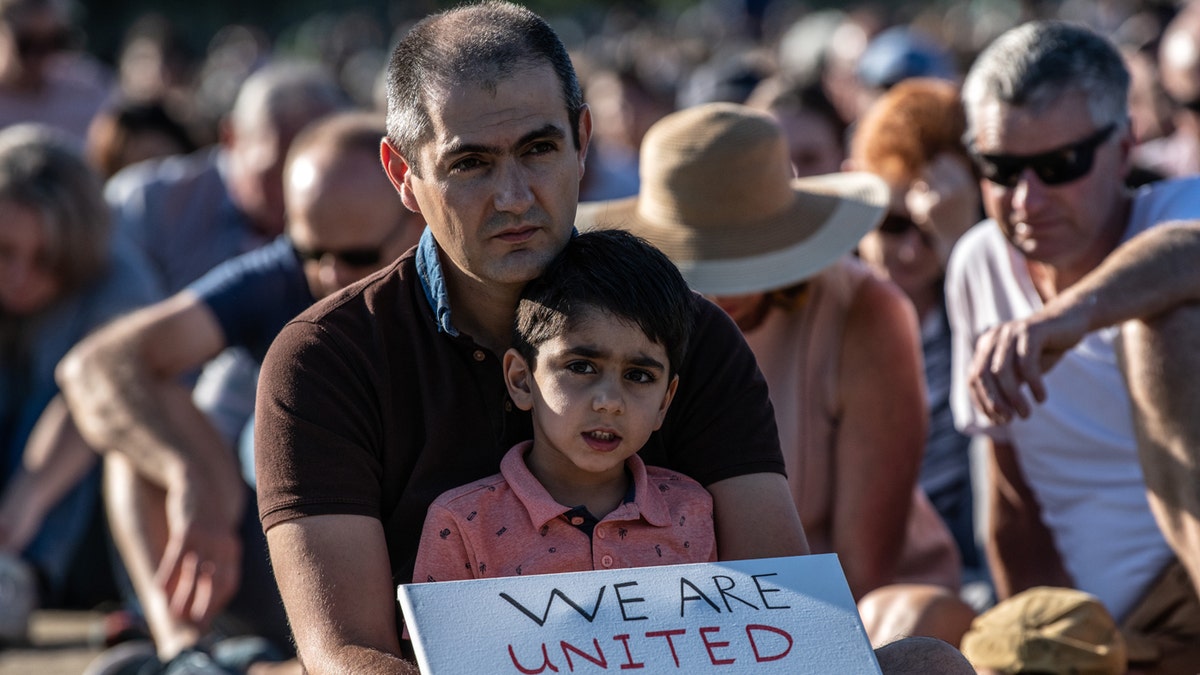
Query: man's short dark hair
513 229 695 377
384 0 584 176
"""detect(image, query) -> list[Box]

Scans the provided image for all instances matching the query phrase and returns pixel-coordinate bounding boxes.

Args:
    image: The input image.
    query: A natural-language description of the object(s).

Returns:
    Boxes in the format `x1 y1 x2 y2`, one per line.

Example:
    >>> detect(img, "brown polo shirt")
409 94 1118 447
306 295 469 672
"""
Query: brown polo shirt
255 243 783 586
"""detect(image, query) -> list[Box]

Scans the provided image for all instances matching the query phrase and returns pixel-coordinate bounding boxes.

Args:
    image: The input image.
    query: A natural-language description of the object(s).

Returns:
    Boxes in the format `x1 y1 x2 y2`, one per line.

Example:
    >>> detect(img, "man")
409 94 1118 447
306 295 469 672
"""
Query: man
253 3 810 673
58 112 424 673
106 59 347 296
0 0 110 140
948 20 1200 671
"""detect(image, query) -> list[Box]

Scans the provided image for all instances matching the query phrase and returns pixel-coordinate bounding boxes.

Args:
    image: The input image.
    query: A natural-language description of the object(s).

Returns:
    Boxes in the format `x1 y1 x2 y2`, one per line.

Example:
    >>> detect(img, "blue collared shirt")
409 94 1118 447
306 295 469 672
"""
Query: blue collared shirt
415 227 459 336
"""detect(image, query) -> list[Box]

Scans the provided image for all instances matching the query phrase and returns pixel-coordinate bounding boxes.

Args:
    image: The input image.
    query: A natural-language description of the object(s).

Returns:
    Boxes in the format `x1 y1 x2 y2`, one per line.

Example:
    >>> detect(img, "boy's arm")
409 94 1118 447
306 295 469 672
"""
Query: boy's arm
267 515 417 675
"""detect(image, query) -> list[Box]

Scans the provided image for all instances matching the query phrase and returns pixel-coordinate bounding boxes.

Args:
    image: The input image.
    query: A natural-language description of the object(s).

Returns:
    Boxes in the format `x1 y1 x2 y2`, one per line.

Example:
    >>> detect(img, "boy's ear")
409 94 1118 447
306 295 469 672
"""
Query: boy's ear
503 348 535 411
653 374 680 430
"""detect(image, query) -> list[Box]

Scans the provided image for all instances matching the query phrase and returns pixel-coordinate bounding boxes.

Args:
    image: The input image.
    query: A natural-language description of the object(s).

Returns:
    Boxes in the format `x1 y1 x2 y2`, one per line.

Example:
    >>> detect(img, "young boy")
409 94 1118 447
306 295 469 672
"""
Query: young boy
412 229 716 582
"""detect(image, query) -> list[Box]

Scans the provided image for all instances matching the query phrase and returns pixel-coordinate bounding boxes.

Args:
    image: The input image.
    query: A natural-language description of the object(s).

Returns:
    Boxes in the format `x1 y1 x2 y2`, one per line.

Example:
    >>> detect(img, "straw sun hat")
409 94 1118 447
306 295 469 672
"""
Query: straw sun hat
576 102 888 296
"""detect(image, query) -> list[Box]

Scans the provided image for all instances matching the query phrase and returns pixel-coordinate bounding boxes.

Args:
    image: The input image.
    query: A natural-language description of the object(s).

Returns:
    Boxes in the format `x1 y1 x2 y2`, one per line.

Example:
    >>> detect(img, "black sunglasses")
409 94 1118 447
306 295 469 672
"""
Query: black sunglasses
878 214 918 235
15 30 70 58
293 225 404 268
971 123 1116 188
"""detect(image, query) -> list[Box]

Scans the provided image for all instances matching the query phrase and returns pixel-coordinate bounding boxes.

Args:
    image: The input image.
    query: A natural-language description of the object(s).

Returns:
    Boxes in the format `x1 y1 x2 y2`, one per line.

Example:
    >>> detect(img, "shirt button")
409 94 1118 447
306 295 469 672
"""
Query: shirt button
473 350 486 362
570 516 584 526
601 555 613 567
596 530 606 539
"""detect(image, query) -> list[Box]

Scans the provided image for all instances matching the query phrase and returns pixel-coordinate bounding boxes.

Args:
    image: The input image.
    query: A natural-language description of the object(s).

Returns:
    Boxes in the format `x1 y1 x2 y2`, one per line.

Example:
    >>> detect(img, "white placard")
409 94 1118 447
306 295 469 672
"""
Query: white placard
397 554 881 674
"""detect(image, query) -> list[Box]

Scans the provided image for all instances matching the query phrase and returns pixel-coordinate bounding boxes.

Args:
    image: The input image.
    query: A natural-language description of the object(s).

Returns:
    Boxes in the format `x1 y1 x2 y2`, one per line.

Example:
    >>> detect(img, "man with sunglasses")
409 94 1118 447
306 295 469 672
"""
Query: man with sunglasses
947 20 1200 671
58 112 425 674
0 0 109 140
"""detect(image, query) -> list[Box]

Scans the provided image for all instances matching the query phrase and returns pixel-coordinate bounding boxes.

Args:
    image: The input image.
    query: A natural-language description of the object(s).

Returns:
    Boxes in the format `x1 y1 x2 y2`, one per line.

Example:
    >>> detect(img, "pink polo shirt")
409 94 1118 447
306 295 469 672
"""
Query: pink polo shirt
412 442 717 583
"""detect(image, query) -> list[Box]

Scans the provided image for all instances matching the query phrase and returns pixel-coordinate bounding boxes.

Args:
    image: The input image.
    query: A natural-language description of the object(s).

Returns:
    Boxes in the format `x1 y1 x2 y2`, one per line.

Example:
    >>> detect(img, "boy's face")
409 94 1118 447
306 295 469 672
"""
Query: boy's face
503 308 678 486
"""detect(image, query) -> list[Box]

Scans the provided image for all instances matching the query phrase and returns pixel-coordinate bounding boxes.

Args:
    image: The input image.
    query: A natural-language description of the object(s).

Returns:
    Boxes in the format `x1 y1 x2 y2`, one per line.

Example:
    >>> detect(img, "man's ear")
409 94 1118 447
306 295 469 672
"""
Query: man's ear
653 374 680 430
503 348 535 411
576 104 593 177
380 138 423 215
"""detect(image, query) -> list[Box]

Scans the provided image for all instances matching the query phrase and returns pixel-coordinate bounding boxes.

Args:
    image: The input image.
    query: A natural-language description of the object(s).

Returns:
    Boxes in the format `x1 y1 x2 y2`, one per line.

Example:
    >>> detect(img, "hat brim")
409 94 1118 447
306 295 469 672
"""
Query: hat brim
577 171 888 296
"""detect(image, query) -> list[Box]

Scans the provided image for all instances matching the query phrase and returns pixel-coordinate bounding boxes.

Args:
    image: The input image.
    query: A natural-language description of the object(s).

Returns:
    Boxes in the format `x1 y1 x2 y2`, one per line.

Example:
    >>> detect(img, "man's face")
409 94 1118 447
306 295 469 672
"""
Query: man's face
0 7 70 89
225 122 290 238
287 148 422 299
385 64 591 294
969 92 1131 276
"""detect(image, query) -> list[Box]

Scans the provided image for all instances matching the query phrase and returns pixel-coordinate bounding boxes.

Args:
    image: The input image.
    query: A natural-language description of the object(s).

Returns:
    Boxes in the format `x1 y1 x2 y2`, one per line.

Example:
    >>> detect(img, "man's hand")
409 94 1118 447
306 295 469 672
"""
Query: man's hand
157 470 244 627
905 152 979 264
967 309 1089 423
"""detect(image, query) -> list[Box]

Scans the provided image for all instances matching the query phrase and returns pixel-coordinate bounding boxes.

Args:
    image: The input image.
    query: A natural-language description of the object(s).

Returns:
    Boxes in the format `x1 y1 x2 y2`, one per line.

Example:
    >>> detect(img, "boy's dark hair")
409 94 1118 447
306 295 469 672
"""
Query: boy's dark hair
513 229 695 376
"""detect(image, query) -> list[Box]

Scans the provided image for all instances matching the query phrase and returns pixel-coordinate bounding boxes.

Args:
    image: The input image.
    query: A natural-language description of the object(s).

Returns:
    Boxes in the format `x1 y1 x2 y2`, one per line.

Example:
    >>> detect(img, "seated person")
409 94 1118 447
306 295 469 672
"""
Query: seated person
58 111 424 674
413 229 714 583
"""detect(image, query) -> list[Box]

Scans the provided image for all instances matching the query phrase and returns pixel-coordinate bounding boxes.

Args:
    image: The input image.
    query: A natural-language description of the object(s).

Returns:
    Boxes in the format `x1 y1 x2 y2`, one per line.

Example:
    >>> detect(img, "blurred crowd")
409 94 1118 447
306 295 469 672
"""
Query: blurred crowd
2 0 1200 673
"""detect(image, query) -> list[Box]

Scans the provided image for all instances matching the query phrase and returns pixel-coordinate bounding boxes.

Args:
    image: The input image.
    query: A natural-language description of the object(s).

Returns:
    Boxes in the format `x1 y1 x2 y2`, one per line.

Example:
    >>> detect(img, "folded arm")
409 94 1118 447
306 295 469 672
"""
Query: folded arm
970 221 1200 423
56 292 245 625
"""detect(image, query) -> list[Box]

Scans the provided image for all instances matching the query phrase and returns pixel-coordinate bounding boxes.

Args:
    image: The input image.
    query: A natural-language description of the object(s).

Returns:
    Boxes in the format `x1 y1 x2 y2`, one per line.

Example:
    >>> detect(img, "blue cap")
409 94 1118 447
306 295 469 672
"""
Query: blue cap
856 26 956 89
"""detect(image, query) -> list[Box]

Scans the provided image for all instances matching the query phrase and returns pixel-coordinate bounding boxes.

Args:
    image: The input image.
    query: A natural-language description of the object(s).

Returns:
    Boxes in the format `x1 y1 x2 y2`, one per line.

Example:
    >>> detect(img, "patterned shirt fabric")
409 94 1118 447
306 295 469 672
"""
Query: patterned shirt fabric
413 442 716 583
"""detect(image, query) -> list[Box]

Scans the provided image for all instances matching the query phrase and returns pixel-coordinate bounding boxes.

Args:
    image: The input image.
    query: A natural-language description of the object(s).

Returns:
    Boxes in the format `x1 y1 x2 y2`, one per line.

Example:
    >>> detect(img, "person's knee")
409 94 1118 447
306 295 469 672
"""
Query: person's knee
860 583 976 648
874 635 974 674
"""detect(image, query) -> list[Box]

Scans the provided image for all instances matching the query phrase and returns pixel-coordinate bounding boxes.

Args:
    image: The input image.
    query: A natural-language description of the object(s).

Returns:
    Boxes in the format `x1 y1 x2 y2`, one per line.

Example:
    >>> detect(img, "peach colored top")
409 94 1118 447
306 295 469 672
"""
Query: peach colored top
743 256 960 589
413 442 717 583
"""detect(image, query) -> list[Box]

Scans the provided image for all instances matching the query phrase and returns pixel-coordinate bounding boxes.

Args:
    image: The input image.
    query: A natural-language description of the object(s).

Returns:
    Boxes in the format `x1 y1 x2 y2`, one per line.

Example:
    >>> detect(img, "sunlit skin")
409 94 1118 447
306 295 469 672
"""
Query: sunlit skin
503 308 678 519
972 92 1133 294
387 64 590 299
286 149 416 299
0 200 61 315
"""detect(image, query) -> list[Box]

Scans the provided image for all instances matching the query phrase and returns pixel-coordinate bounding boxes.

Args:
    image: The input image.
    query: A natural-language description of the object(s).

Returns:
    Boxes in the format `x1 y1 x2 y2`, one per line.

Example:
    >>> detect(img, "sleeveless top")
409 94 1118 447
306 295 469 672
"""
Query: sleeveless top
744 255 961 589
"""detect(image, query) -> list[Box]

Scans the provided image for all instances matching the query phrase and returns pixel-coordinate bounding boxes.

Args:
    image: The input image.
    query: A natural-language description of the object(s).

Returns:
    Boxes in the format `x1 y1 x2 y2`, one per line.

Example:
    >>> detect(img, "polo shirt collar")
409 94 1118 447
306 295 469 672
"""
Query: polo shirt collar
415 227 458 336
500 441 673 530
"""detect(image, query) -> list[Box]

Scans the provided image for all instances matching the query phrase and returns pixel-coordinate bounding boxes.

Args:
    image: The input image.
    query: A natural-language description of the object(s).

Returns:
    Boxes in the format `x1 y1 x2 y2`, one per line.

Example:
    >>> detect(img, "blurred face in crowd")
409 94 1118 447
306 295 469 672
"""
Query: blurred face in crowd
0 199 61 315
858 184 943 308
969 91 1131 278
385 63 591 293
772 107 844 178
0 3 70 90
224 119 297 239
286 147 422 299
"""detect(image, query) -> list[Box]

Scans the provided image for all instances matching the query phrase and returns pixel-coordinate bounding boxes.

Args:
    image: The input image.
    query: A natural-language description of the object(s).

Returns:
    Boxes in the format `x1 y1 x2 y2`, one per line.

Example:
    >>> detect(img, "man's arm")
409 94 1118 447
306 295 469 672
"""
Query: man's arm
56 292 245 625
985 439 1072 599
267 515 417 675
971 220 1200 423
831 275 927 598
708 473 809 561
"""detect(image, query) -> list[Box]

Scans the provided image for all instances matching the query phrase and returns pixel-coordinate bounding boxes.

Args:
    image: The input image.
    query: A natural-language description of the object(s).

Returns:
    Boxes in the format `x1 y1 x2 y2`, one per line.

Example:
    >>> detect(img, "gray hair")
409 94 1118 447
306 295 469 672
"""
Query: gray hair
0 123 108 294
384 0 583 176
962 21 1129 142
229 60 349 137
